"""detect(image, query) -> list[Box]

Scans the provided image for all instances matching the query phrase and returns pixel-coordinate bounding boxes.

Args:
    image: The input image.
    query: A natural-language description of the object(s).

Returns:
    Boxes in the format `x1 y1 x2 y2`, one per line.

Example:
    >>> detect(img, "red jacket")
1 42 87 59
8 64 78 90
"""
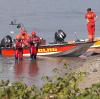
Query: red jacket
30 45 37 54
85 11 96 23
15 41 23 49
16 28 30 46
29 36 41 44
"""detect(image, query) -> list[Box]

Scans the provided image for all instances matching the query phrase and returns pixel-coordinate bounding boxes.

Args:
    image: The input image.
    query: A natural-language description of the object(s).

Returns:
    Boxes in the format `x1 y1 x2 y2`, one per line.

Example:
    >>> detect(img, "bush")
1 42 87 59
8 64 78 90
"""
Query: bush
0 72 100 99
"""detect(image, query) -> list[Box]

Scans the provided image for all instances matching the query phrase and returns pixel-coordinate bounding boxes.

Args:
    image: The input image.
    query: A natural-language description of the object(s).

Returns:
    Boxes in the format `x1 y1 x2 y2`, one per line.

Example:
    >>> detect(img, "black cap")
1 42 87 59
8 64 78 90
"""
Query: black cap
58 29 63 32
87 8 91 12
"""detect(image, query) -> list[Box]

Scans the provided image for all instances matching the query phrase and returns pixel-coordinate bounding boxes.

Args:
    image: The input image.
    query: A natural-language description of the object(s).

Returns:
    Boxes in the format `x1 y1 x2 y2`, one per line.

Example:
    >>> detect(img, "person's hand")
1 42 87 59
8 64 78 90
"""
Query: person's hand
86 19 89 23
95 16 98 22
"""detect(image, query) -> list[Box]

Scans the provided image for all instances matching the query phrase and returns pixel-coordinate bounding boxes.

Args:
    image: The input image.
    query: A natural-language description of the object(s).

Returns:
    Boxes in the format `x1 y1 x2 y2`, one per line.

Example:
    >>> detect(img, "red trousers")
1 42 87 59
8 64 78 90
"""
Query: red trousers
30 45 37 59
87 22 95 42
15 48 23 60
30 45 37 54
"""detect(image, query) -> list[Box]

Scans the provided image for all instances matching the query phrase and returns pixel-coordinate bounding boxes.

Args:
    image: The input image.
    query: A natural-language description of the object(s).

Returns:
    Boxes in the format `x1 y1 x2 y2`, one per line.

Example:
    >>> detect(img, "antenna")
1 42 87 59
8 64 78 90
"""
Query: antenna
9 20 23 29
74 32 80 42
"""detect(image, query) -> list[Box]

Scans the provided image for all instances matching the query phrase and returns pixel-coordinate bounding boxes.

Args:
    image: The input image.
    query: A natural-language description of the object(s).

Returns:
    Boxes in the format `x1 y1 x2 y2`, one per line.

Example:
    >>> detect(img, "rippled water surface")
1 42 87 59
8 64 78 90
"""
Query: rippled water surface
0 56 85 87
0 0 100 42
0 0 100 87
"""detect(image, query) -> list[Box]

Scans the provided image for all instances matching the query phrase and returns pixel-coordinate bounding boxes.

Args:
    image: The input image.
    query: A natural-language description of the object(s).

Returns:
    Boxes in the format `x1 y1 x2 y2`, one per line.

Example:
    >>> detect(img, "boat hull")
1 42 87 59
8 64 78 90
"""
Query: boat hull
1 41 94 57
87 40 100 54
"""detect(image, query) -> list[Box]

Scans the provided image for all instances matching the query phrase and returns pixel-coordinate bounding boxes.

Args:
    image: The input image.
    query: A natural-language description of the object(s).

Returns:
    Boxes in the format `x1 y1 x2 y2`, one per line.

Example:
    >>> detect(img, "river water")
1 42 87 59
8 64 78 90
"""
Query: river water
0 0 100 42
0 0 100 87
0 56 86 87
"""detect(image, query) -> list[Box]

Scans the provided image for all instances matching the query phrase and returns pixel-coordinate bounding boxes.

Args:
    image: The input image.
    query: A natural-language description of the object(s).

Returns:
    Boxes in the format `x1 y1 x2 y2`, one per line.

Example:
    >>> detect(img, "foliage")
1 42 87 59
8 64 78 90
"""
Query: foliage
0 71 100 99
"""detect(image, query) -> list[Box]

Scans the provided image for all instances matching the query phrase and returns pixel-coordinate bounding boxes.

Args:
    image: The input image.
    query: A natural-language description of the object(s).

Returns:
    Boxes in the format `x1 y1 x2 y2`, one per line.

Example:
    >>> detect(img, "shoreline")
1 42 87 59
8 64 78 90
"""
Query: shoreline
76 54 100 89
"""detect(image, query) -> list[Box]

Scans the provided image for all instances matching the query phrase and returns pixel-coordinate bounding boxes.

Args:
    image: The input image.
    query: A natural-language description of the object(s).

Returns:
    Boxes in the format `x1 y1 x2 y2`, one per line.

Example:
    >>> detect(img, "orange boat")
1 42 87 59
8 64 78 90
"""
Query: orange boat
1 41 95 57
0 25 98 57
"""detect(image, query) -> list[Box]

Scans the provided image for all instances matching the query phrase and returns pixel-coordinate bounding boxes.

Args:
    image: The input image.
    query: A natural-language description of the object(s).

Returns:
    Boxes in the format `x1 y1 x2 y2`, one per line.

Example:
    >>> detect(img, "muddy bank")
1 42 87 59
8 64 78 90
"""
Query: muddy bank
87 47 100 54
75 54 100 89
0 54 100 88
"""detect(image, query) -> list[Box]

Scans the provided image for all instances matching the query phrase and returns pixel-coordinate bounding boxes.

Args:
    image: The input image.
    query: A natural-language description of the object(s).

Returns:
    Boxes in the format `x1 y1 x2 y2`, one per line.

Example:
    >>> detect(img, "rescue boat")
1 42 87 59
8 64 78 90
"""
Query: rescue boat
87 40 100 54
0 41 96 57
0 26 99 57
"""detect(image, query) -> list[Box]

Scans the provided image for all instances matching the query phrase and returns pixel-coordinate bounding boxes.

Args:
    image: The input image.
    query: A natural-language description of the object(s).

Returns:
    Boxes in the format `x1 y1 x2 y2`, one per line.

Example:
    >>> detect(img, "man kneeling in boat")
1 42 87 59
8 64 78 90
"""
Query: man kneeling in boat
28 32 41 59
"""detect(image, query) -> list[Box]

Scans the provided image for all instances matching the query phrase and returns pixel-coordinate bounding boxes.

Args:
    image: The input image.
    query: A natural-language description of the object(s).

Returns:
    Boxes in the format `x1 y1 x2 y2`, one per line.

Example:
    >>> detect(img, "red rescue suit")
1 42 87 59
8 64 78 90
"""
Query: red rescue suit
29 43 37 59
15 40 23 60
16 28 30 47
29 32 41 59
85 11 96 42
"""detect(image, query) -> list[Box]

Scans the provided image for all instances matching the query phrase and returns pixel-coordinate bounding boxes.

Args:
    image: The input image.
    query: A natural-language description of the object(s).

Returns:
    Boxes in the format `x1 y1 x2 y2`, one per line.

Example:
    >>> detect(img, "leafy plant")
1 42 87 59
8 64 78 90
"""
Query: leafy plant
0 71 100 99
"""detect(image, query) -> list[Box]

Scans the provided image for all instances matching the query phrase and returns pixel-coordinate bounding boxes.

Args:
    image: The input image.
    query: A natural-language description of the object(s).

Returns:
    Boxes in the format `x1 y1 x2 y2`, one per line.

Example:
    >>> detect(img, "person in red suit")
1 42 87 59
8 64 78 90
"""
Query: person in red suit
85 8 97 42
15 39 23 60
16 27 30 47
29 32 41 59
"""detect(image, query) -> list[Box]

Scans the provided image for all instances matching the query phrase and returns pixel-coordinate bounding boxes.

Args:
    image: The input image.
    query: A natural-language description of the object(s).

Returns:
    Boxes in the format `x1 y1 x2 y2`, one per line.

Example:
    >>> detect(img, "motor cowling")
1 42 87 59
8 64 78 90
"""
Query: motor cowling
55 30 66 43
0 35 13 47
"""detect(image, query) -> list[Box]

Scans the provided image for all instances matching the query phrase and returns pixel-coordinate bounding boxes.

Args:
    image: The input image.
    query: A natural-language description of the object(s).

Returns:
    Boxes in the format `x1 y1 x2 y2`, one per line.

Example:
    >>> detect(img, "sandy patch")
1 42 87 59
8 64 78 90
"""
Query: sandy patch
75 55 100 89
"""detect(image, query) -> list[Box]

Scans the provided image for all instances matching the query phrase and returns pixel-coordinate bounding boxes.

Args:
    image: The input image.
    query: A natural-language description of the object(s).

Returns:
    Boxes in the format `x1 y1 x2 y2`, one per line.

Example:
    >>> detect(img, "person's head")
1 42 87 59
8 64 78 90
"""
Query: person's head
21 27 26 31
21 32 26 36
31 32 36 36
20 28 27 35
87 8 91 12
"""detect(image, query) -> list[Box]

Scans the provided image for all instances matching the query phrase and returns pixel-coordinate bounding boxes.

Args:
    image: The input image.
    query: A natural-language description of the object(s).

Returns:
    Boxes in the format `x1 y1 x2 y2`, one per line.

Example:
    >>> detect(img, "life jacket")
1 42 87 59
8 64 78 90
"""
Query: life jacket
29 36 41 44
30 45 37 54
16 41 23 49
16 29 30 46
85 11 96 23
33 37 40 43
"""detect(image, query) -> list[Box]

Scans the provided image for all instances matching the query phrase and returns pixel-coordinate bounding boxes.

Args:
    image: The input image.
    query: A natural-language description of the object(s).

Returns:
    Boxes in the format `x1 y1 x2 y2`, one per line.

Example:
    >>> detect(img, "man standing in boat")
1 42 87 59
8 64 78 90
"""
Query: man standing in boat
85 8 98 42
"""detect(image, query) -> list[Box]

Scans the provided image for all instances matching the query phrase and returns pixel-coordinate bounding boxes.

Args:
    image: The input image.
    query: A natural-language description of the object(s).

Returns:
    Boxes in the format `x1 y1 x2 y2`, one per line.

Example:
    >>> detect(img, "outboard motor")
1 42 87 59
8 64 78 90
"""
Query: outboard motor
0 35 13 47
55 29 66 43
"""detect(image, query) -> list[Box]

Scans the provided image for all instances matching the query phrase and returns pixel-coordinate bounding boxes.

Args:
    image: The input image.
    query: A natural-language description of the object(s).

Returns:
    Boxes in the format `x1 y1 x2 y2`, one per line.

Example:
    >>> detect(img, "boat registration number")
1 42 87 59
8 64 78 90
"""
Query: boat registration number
38 48 57 53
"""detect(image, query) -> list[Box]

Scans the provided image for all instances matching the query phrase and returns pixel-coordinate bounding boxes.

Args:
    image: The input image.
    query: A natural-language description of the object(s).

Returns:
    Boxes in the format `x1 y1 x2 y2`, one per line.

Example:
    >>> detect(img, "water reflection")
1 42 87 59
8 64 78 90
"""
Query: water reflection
0 56 84 87
15 59 38 79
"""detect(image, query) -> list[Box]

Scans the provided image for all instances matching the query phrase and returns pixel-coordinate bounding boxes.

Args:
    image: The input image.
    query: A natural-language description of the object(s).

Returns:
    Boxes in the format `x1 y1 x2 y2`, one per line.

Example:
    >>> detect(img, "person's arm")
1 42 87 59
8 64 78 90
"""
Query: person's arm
85 13 89 23
92 12 98 22
86 19 89 23
95 15 98 22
